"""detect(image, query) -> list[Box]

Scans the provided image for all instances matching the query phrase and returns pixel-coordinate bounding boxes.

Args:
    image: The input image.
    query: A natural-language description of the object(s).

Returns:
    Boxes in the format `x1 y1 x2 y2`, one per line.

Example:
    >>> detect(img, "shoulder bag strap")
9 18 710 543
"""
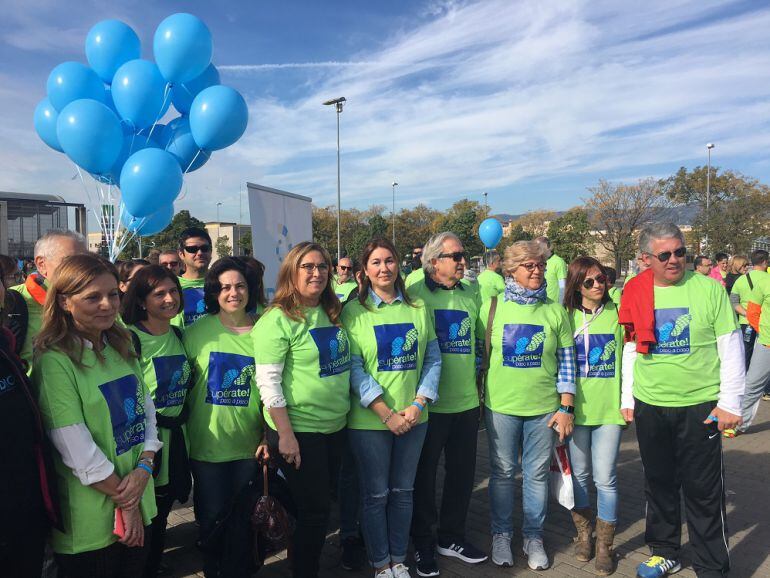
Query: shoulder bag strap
746 272 754 291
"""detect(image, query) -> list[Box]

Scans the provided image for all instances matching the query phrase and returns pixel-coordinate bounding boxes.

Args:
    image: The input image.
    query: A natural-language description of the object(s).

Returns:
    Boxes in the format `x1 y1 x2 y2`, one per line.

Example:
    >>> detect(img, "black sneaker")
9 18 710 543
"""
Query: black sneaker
437 541 488 564
414 547 440 577
341 536 366 571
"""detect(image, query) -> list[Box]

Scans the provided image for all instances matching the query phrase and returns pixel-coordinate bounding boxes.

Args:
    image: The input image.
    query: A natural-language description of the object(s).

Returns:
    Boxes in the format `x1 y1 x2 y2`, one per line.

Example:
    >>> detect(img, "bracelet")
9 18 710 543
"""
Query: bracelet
381 410 395 424
558 404 574 414
136 462 153 476
411 401 425 412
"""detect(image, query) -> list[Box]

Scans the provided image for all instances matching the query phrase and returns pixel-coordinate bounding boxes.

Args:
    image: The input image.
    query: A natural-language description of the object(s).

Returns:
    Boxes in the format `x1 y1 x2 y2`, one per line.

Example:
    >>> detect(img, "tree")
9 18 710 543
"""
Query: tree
584 178 671 272
433 199 489 257
496 223 532 253
215 235 232 258
546 207 592 262
238 230 252 255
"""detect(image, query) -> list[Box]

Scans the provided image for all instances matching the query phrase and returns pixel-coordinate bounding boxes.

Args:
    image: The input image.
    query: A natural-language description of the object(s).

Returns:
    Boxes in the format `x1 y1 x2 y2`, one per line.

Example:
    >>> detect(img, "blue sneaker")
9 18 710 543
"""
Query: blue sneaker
636 556 681 577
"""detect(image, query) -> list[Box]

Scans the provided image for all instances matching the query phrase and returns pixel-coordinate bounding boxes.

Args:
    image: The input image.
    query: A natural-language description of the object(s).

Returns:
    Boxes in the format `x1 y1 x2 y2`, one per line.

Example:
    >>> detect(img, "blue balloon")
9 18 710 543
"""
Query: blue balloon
137 124 168 149
163 117 210 172
189 85 248 151
153 13 212 84
85 20 141 84
111 59 170 129
171 63 220 115
56 99 123 175
479 218 504 249
120 148 183 217
103 125 165 186
46 62 106 112
34 98 63 152
121 203 174 237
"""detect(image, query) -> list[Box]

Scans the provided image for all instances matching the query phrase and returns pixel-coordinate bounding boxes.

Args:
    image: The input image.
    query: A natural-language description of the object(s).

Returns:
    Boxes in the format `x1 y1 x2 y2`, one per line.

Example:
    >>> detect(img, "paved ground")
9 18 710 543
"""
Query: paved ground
165 402 770 577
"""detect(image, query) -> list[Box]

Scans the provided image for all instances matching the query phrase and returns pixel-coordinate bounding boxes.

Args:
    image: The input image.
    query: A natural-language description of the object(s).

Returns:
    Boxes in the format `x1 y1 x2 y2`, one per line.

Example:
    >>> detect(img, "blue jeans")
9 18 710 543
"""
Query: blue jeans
348 423 428 568
486 410 555 538
339 440 361 540
568 424 622 523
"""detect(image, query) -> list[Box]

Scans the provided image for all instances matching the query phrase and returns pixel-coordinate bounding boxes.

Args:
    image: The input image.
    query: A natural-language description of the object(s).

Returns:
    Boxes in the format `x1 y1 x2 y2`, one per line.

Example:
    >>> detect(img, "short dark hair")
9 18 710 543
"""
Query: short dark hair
715 252 729 262
694 255 711 268
604 266 617 285
203 257 258 315
178 227 212 250
121 265 184 325
751 250 769 266
233 256 267 308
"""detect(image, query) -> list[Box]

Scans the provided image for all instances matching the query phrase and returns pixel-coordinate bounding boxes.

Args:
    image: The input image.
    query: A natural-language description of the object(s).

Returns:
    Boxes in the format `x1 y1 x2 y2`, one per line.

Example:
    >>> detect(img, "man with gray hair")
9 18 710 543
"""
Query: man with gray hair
8 229 86 368
536 236 568 304
619 222 744 578
477 251 505 300
408 232 487 575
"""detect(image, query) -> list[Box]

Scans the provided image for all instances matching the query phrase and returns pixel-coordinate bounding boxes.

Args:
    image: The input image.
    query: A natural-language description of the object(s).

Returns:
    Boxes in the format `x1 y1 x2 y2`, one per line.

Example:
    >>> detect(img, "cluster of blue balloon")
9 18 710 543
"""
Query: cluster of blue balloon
479 218 504 249
33 14 249 237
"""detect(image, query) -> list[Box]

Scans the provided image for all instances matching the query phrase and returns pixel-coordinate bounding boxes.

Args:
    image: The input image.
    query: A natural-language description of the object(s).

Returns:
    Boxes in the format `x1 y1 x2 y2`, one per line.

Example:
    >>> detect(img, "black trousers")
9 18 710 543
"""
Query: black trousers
411 406 480 550
267 427 345 578
143 487 176 578
56 528 152 578
634 399 729 578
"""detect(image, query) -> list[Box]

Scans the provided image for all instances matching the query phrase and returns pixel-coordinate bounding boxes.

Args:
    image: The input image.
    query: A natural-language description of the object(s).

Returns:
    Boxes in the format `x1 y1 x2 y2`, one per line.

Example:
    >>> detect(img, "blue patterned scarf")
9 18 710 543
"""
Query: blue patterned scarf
504 277 548 304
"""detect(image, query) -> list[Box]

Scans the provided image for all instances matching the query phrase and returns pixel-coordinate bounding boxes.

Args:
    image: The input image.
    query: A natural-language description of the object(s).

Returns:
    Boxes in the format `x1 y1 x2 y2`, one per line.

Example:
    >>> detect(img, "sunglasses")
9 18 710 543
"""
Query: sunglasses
183 244 212 254
338 265 352 271
438 251 467 263
647 246 686 262
519 262 546 272
300 263 329 273
582 274 607 289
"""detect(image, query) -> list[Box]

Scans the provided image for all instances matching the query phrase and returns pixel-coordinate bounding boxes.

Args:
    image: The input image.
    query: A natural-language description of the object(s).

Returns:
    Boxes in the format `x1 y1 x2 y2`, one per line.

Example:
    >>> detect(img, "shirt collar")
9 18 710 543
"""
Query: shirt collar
369 288 404 307
425 274 464 292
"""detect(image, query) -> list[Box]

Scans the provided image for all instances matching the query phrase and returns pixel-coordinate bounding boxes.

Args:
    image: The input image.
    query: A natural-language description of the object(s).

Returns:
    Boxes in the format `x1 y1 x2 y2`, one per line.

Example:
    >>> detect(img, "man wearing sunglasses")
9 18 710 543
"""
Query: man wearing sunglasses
620 223 744 578
408 232 487 576
177 227 213 326
405 245 425 288
159 249 182 276
332 256 357 302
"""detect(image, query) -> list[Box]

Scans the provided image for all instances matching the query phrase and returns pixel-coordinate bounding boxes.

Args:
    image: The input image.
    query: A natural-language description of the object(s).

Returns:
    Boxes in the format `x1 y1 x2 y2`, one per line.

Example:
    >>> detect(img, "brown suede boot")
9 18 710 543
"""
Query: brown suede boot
570 507 594 562
595 518 616 575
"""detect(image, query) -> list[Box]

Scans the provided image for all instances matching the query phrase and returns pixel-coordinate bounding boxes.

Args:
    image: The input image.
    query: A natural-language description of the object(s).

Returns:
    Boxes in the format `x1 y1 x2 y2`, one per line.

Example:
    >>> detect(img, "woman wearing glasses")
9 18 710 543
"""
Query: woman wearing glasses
477 240 575 571
343 238 441 578
253 242 351 578
564 257 626 576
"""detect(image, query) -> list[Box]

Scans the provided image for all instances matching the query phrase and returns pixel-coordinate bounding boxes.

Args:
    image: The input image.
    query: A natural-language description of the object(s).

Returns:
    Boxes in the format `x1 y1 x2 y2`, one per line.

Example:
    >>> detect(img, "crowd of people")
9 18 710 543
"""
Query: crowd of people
0 220 760 578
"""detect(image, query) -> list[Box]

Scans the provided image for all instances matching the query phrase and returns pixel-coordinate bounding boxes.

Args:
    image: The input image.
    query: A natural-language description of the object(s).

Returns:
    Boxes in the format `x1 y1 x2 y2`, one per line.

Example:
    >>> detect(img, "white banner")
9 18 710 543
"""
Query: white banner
247 183 313 300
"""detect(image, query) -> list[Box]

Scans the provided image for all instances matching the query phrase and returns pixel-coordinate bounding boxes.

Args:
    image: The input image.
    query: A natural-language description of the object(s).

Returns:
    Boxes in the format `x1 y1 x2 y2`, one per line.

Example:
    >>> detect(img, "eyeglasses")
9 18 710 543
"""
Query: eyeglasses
519 262 546 272
183 244 212 254
437 252 467 263
300 263 329 273
646 246 686 262
582 274 607 289
338 265 352 271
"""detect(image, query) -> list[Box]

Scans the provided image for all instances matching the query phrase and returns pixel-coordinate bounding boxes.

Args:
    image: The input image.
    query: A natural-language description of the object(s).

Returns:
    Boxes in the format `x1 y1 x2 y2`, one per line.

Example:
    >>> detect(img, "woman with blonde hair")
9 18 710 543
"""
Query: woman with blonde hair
477 240 575 571
253 241 352 578
33 254 161 577
725 255 748 294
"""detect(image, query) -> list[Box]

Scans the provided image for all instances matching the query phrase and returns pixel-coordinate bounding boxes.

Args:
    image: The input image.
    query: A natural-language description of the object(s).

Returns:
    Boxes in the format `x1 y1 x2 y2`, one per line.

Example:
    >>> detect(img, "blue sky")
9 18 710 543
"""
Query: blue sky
2 0 770 224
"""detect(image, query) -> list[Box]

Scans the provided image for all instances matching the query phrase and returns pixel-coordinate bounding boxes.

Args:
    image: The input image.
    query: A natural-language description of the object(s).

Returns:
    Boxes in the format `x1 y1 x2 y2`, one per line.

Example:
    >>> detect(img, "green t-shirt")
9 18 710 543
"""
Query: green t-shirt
750 273 770 346
476 298 574 416
253 306 351 433
408 280 480 414
608 286 621 306
178 276 207 327
129 326 191 486
405 268 425 289
332 279 357 302
730 270 768 325
545 254 568 304
183 314 262 462
34 345 157 554
9 279 46 371
570 303 625 426
633 271 738 407
477 269 506 300
343 295 436 430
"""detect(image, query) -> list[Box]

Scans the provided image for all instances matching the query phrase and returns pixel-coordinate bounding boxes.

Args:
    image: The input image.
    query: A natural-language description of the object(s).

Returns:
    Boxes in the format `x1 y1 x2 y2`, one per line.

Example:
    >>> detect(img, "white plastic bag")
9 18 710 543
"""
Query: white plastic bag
550 443 574 509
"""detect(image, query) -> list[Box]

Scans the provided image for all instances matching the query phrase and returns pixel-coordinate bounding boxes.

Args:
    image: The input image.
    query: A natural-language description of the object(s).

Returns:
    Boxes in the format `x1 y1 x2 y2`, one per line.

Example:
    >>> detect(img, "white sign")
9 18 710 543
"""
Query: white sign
247 183 313 300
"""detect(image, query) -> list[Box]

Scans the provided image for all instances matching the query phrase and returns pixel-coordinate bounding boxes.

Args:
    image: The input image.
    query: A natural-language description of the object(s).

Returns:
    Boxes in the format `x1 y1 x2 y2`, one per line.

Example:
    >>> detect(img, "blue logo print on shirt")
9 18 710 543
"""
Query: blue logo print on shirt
151 355 191 408
434 309 472 355
577 334 616 378
652 307 691 355
309 326 352 377
183 287 206 325
99 374 145 455
206 352 254 406
374 323 419 371
502 324 546 368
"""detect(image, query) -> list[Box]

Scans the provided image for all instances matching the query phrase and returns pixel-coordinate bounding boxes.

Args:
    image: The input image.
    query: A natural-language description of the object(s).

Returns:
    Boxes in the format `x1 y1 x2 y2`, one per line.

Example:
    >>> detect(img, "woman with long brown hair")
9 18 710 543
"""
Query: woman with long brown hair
343 238 441 578
564 256 626 575
33 254 161 578
253 241 351 578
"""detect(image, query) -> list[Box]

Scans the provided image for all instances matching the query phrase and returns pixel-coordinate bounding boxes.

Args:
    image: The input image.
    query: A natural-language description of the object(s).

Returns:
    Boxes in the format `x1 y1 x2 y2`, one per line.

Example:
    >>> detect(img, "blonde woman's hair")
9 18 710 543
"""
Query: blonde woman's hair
35 254 134 367
503 240 547 277
729 255 748 274
269 241 342 325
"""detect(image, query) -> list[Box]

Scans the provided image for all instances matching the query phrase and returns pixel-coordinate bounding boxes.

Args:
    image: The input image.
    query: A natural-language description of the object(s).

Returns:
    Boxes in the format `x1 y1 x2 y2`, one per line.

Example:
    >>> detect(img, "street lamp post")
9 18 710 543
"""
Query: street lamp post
706 143 715 248
391 181 398 245
323 97 346 262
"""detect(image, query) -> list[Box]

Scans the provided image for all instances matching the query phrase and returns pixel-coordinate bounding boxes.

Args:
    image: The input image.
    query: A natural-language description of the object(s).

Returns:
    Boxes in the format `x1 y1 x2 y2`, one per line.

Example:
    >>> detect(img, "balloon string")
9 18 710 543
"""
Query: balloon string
184 149 202 174
145 83 172 146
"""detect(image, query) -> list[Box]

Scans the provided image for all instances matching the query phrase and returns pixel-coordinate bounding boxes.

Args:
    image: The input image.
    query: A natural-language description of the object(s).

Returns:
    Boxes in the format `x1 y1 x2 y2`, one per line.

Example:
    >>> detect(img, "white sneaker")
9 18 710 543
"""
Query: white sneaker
391 563 412 578
491 533 513 567
523 537 549 570
375 568 394 578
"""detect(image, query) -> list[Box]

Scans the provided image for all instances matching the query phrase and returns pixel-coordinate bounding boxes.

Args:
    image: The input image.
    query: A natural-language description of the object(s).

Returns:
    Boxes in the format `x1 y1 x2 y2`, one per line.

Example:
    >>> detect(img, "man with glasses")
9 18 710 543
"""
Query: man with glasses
405 245 425 288
332 256 357 302
159 249 182 276
620 223 744 578
408 232 487 576
177 227 213 326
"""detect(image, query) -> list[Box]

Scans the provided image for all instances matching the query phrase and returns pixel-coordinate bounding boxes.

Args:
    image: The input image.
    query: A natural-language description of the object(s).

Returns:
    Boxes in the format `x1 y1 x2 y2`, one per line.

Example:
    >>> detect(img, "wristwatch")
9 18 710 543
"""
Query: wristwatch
558 404 575 414
138 456 154 469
